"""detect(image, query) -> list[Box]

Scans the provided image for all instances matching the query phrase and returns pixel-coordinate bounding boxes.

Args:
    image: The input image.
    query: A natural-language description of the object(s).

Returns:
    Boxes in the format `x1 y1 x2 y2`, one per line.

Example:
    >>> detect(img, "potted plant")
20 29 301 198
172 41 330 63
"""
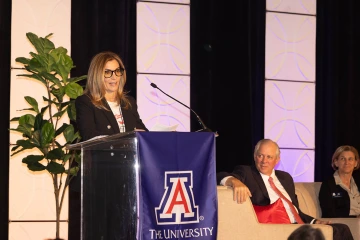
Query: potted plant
10 32 86 239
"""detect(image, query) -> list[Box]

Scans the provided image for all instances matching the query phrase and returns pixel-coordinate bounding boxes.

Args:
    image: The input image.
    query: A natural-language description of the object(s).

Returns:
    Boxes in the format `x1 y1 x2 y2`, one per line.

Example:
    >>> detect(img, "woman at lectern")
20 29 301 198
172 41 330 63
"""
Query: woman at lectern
69 51 148 240
75 51 148 141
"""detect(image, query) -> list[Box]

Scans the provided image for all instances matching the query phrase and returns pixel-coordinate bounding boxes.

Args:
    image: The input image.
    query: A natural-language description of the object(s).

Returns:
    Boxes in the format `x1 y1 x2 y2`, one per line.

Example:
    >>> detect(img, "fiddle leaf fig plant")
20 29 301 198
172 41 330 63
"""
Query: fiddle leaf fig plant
10 32 86 239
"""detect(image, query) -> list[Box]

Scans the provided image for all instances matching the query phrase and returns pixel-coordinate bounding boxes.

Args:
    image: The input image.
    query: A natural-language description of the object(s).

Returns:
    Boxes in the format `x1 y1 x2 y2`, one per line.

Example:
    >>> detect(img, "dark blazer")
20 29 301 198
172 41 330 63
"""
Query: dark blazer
319 171 360 218
217 165 315 223
70 94 148 192
75 94 148 141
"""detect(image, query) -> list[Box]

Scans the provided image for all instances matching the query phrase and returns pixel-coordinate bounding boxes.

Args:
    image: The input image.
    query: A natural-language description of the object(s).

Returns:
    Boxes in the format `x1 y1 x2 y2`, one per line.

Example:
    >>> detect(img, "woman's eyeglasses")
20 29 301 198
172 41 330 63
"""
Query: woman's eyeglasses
104 68 124 78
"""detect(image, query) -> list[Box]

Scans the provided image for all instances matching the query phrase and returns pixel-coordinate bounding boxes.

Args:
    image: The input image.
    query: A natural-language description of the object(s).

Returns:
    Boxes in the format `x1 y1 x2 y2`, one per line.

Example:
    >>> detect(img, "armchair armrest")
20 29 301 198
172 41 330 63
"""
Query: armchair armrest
320 217 360 240
217 186 333 240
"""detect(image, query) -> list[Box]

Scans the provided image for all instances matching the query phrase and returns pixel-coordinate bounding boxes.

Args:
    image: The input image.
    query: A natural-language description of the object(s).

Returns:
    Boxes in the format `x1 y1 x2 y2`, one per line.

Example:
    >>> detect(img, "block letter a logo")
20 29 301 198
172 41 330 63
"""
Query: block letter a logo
155 171 199 225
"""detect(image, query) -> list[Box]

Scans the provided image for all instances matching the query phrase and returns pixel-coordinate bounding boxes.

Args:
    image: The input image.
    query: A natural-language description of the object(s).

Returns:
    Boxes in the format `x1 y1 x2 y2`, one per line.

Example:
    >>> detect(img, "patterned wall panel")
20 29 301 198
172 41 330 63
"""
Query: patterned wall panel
265 12 316 82
9 222 68 240
264 81 315 149
137 2 190 74
275 149 315 182
266 0 316 15
137 1 191 133
137 74 190 131
265 2 316 182
9 0 71 239
9 147 69 220
11 0 71 65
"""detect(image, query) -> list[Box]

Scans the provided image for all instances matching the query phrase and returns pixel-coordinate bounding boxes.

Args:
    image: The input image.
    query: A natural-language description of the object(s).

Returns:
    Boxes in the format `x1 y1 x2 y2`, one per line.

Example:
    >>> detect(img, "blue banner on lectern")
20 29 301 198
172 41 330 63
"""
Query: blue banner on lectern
137 132 217 240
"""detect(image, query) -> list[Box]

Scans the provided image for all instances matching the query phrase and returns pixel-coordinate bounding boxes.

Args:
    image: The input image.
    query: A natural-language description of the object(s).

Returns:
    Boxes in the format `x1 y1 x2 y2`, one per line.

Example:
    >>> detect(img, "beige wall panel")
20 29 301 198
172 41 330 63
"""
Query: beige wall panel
137 1 191 133
265 1 316 182
10 0 71 238
9 222 68 240
265 13 316 82
137 2 190 74
266 0 316 15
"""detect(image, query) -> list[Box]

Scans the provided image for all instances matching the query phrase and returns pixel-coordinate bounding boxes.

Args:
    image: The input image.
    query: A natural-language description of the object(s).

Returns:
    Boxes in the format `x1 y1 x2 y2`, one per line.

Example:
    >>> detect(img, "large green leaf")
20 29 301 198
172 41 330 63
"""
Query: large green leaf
41 72 62 87
10 145 20 152
68 75 87 83
53 140 61 148
50 47 73 82
73 132 81 142
53 110 66 118
47 161 65 174
47 148 64 160
59 101 70 112
68 166 79 176
67 102 76 121
32 53 53 73
51 87 65 102
24 96 39 114
31 130 42 147
26 162 46 171
42 96 58 105
63 154 71 163
75 152 81 165
26 32 54 55
41 122 55 146
34 113 44 131
12 124 33 138
18 114 35 126
65 82 83 99
22 155 44 164
55 123 69 137
15 57 30 65
63 125 75 143
10 117 20 122
27 56 48 73
40 105 49 115
16 139 36 150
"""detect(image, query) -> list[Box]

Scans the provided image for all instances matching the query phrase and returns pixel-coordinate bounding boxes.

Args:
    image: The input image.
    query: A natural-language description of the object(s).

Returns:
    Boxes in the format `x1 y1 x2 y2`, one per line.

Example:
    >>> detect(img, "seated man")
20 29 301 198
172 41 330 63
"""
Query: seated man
217 139 353 240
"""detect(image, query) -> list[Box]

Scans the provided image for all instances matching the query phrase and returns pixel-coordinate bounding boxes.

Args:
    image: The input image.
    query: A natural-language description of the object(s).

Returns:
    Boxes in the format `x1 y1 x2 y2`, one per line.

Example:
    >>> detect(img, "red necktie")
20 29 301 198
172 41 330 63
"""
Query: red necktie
268 177 304 224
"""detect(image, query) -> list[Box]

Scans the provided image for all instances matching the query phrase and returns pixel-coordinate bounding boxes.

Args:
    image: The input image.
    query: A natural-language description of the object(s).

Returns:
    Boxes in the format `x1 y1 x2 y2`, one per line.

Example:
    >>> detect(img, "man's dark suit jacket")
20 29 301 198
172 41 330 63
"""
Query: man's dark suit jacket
75 94 148 141
217 165 315 223
319 170 360 218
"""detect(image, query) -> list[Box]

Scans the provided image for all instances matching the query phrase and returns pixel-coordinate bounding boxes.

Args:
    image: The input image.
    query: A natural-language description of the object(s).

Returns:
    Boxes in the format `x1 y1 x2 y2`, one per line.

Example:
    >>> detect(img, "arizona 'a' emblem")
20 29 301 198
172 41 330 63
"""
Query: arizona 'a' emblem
155 171 199 225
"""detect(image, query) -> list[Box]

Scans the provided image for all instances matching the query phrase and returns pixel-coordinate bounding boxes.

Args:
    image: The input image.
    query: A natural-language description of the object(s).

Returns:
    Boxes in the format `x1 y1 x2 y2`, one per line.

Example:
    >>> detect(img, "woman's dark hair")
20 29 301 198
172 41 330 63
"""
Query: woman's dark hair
288 225 325 240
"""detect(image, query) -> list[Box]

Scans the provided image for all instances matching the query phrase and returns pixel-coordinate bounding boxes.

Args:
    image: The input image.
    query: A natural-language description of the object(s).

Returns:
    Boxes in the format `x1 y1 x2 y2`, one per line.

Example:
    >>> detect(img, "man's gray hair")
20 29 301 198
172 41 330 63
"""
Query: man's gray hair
253 139 281 158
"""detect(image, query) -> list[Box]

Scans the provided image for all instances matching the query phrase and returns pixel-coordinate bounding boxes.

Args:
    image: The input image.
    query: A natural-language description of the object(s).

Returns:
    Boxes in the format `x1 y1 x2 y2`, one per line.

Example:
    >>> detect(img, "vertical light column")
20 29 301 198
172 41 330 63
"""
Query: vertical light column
9 0 71 239
136 0 191 132
265 1 316 182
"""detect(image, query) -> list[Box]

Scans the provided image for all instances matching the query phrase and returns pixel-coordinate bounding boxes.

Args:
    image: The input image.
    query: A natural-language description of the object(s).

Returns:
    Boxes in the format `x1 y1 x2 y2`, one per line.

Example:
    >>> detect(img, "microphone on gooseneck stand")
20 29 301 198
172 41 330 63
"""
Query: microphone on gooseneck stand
150 82 212 132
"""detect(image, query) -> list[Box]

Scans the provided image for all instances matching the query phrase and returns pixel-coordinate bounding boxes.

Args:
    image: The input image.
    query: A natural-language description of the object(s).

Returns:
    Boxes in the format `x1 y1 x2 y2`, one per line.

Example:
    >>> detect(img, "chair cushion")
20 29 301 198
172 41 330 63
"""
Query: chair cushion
253 198 291 224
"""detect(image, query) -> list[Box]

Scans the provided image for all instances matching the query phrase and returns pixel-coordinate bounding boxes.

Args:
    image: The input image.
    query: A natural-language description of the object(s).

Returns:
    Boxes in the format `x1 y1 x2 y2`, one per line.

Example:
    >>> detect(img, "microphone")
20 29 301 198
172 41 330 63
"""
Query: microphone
150 82 212 132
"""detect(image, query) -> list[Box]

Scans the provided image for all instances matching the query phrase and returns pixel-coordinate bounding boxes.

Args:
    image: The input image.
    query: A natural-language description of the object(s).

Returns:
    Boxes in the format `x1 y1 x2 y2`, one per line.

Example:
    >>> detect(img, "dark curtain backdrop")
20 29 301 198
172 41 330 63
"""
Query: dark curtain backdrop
190 0 266 172
70 0 138 93
2 0 360 238
315 0 360 181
